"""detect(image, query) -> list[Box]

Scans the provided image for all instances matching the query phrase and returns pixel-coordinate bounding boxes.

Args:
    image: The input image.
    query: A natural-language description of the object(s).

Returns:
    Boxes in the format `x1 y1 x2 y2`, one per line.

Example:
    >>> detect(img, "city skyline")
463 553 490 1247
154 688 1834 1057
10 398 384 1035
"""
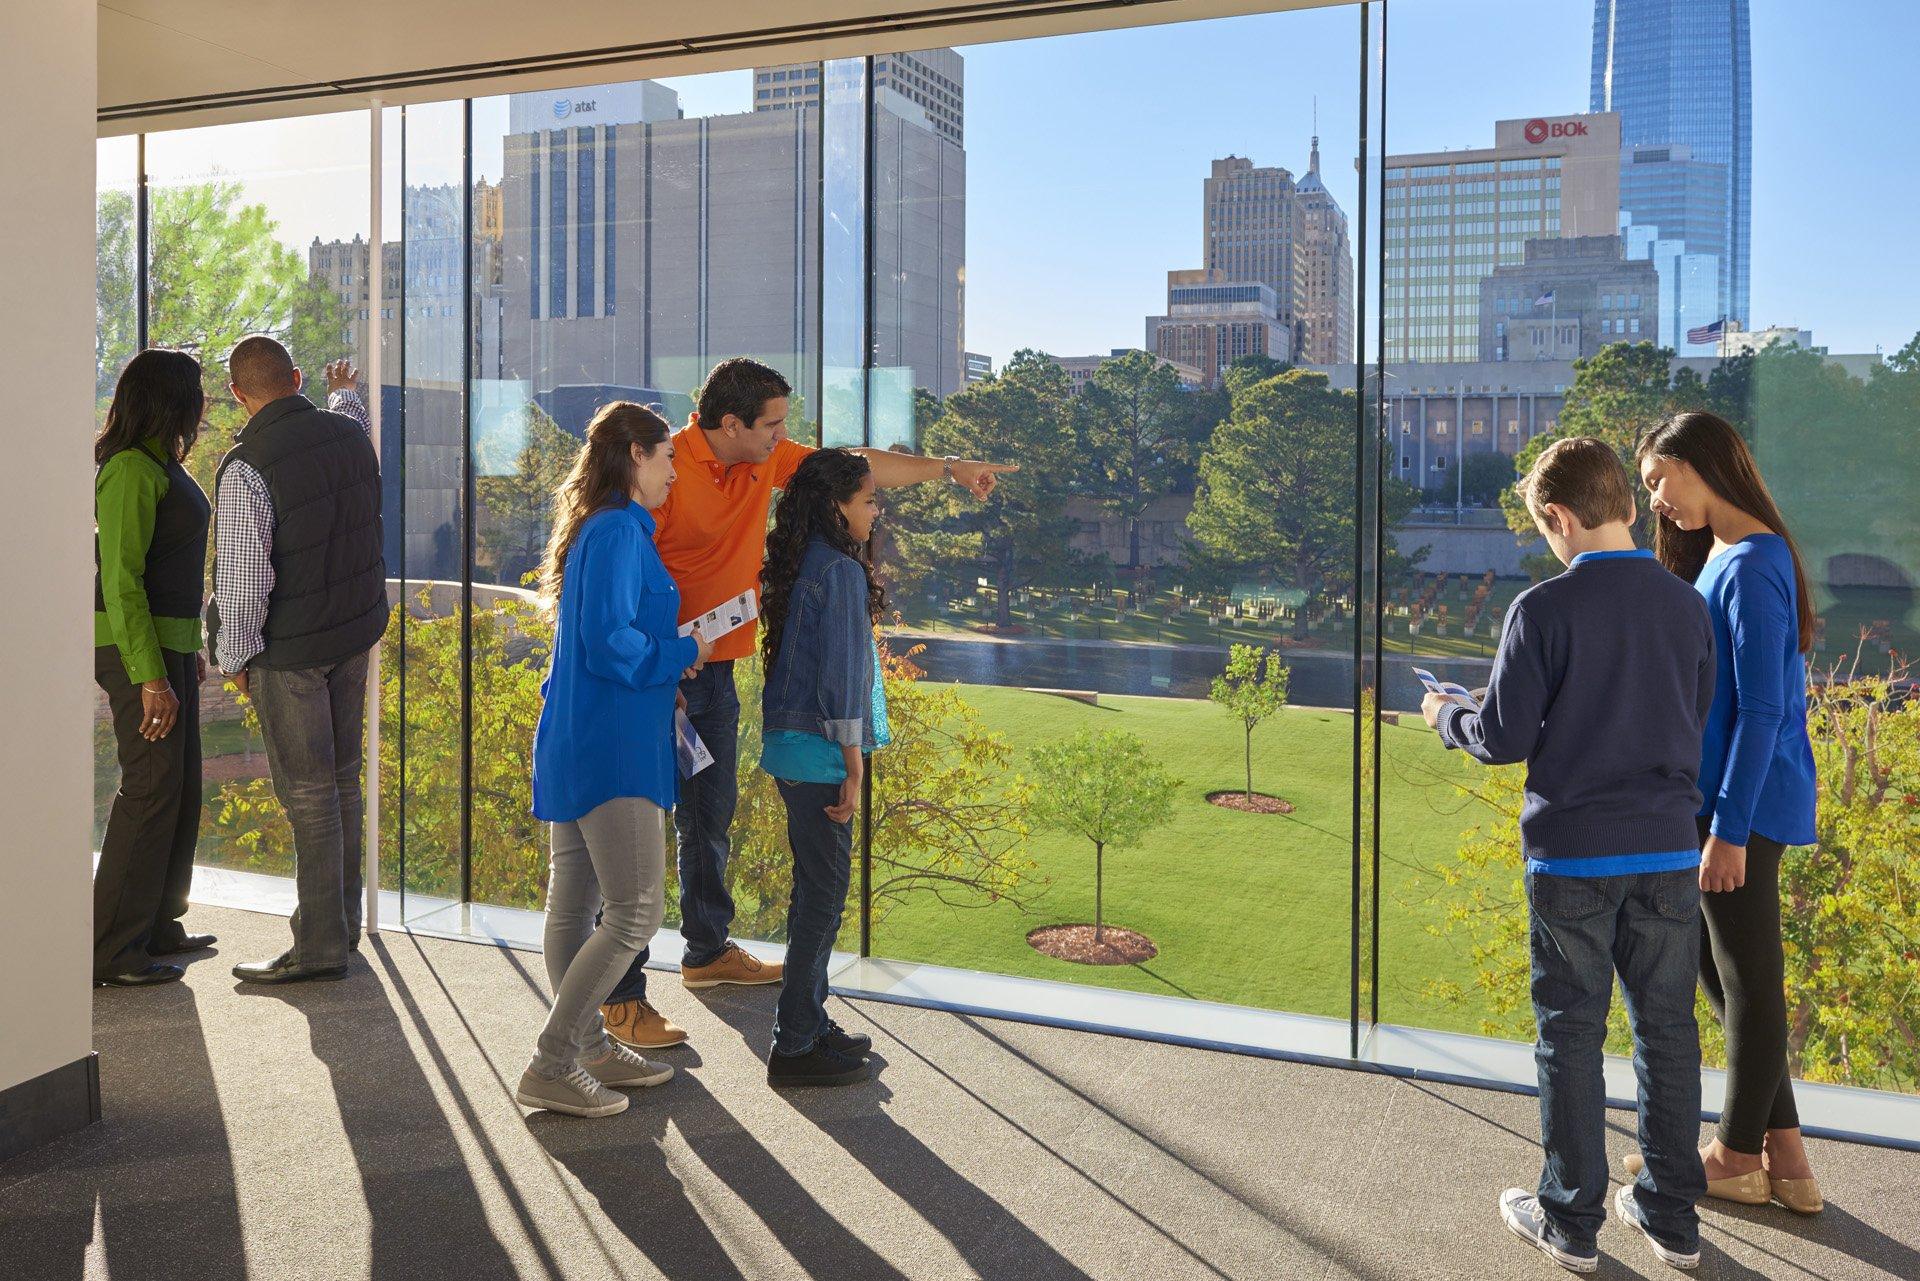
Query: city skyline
118 1 1915 377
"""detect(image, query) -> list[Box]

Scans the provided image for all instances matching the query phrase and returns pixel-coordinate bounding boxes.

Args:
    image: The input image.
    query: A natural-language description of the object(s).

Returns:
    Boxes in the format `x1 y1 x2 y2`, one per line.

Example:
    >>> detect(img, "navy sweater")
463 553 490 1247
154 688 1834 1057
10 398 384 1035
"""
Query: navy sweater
1436 550 1716 869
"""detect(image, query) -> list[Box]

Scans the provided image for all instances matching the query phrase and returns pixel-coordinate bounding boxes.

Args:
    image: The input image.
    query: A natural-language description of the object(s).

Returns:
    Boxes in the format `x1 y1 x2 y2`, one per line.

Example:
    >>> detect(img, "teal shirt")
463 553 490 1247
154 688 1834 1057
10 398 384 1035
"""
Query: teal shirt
760 637 892 783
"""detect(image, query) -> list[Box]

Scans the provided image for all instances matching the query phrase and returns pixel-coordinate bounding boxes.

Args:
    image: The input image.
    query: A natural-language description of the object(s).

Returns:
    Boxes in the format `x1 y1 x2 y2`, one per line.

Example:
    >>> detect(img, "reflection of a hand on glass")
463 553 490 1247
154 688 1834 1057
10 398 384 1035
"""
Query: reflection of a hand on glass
324 359 359 395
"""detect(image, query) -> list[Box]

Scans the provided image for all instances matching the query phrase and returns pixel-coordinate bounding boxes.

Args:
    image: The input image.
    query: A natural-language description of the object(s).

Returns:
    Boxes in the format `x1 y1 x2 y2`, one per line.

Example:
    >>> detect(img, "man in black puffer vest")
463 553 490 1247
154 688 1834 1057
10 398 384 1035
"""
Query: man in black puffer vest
209 336 387 984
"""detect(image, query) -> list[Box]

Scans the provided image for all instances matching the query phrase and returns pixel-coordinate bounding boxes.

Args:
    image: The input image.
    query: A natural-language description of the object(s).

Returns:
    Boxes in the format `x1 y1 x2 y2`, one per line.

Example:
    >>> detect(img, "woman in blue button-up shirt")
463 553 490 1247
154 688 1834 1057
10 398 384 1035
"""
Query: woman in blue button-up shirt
517 402 710 1119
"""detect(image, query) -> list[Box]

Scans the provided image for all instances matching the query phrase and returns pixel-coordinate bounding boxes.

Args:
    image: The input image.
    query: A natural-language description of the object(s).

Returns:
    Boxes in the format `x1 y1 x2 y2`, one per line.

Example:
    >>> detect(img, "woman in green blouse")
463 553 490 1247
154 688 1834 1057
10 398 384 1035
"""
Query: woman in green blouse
94 349 215 987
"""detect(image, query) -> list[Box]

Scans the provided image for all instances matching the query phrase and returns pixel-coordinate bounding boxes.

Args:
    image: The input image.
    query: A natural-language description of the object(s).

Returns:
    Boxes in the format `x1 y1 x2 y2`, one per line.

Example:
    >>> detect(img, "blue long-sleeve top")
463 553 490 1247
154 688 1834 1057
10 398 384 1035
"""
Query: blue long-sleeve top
532 501 701 823
1694 534 1817 847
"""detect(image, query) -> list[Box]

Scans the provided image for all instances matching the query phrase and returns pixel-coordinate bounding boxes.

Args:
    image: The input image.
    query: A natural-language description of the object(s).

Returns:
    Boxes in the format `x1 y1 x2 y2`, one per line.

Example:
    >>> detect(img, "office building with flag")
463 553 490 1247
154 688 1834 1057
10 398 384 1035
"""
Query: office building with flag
1384 112 1620 363
1479 234 1659 362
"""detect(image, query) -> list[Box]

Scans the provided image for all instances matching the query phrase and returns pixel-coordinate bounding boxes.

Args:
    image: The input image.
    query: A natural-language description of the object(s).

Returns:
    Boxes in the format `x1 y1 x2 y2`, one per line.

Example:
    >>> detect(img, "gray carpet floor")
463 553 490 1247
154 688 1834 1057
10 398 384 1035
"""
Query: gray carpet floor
3 904 1917 1280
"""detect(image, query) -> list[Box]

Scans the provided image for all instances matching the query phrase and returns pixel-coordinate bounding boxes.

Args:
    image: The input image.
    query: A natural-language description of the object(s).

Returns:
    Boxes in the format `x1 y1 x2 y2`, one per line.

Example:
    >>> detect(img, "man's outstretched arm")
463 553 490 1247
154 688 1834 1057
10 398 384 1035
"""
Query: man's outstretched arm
852 447 1019 500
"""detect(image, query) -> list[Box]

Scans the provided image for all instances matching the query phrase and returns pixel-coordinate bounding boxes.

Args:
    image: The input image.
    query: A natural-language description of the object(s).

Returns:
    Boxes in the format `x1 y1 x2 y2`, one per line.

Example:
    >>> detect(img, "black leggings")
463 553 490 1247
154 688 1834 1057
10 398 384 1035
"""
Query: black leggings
1697 816 1799 1154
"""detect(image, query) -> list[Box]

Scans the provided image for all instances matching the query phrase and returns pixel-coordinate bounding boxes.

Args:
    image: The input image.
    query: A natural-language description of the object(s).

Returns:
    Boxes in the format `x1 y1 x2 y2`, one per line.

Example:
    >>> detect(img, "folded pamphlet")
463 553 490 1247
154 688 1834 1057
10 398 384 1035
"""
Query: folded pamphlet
680 588 759 642
1412 667 1481 712
675 709 715 778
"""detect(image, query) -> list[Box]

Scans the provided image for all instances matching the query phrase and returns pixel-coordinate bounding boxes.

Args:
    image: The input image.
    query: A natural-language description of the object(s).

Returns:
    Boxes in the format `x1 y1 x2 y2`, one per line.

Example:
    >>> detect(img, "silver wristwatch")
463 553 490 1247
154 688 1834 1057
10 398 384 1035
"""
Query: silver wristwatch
943 454 959 484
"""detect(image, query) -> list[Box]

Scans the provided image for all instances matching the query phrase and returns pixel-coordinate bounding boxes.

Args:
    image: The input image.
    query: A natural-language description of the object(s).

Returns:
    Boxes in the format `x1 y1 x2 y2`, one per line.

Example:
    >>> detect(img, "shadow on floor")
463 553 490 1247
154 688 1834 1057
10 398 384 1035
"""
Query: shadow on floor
237 946 524 1281
529 1066 915 1281
1 980 247 1281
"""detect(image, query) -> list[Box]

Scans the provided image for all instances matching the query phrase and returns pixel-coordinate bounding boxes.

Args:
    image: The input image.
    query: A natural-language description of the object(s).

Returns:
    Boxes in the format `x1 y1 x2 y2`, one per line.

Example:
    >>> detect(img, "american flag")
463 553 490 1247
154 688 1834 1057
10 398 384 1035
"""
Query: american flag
1688 318 1727 345
1532 289 1555 307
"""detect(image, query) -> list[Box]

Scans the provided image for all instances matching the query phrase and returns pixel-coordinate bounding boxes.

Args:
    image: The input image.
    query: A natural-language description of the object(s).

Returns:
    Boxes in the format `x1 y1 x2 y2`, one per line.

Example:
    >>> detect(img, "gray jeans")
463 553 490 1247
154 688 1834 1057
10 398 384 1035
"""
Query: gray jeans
534 795 667 1075
252 650 369 968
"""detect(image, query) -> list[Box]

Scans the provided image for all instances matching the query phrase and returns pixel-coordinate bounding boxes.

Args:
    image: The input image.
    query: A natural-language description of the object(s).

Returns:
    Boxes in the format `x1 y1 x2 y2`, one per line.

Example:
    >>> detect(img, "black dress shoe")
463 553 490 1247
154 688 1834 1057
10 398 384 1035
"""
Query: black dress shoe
821 1019 873 1057
96 963 185 988
233 954 348 985
150 933 218 956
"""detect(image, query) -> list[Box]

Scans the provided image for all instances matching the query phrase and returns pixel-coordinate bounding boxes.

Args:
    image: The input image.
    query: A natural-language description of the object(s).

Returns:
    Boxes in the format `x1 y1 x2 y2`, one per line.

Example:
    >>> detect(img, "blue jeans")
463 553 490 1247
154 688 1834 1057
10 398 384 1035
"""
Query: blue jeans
252 651 370 968
605 660 741 1004
1527 867 1706 1253
770 778 852 1056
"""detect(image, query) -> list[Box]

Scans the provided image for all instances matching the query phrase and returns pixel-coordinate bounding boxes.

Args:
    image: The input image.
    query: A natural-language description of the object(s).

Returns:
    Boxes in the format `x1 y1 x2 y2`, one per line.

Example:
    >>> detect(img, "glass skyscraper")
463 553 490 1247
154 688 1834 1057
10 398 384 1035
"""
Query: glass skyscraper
1591 0 1751 328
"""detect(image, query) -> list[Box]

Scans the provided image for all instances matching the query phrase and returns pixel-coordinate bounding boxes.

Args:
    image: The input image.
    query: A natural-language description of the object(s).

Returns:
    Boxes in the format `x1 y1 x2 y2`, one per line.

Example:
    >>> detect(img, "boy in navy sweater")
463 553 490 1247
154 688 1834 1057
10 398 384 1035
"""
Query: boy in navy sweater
1423 437 1714 1273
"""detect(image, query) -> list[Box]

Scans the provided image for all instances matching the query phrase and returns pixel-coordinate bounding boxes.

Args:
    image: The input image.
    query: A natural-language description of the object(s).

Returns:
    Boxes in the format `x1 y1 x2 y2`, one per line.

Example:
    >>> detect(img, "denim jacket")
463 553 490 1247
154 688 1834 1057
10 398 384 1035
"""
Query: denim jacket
762 537 877 752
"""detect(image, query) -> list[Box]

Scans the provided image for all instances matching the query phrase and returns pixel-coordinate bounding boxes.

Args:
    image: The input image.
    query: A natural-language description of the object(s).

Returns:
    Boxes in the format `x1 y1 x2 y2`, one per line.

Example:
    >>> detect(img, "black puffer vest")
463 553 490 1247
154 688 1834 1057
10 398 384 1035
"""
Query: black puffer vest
208 395 387 670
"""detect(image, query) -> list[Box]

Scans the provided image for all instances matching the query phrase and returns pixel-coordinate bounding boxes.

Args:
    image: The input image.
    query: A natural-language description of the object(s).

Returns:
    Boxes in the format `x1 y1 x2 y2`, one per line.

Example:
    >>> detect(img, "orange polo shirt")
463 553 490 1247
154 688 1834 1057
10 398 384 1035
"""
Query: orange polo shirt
653 424 814 662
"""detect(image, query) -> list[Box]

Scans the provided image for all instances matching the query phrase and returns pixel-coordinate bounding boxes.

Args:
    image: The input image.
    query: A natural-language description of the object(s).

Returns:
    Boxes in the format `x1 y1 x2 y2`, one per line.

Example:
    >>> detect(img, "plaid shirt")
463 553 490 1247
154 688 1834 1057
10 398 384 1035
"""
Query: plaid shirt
213 389 370 674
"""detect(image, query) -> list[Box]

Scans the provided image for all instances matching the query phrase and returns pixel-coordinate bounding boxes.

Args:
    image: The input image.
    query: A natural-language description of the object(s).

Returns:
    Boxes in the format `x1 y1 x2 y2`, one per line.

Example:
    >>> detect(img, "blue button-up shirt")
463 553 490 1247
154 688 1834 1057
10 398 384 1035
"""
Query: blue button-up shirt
532 500 700 822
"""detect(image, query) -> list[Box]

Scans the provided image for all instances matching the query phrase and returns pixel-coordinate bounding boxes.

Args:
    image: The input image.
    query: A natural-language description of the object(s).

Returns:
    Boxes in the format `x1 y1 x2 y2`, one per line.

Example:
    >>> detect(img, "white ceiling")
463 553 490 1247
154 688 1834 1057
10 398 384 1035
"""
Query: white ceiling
100 0 1345 135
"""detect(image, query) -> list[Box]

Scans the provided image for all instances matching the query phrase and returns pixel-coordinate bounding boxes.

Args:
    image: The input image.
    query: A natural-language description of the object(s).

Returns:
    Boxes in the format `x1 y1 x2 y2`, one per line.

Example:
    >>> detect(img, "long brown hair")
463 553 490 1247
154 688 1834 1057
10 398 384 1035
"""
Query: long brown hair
535 402 671 615
1635 411 1816 654
95 348 204 466
760 449 885 672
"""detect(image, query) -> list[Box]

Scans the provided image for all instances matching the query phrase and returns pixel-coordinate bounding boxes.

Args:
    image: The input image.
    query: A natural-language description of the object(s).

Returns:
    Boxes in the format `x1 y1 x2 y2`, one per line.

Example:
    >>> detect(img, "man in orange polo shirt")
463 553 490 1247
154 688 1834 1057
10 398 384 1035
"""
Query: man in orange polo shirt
602 357 1015 1051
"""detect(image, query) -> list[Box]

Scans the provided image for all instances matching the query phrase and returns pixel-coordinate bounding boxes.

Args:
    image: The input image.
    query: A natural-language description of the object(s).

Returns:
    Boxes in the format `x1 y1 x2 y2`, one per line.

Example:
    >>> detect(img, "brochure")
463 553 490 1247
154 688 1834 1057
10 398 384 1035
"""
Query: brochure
680 588 759 642
675 709 715 778
1412 666 1481 711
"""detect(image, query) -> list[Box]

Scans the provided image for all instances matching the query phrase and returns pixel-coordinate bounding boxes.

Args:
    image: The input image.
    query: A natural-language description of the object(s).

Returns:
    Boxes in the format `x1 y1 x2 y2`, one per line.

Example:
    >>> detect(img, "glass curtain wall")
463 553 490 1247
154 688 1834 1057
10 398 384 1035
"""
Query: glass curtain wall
861 13 1374 1024
92 0 1918 1105
134 113 370 887
91 137 141 849
454 67 844 944
1376 0 1920 1099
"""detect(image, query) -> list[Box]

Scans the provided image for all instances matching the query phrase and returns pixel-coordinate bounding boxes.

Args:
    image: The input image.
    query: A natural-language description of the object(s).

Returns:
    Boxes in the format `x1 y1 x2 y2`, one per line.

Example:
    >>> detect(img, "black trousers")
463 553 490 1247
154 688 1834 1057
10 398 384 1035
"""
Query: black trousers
1697 815 1799 1153
94 646 202 977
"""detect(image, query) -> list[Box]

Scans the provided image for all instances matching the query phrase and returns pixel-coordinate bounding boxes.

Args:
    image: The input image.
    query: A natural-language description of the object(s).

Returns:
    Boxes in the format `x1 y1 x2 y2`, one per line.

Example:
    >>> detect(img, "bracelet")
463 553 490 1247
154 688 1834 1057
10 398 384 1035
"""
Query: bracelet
943 455 959 484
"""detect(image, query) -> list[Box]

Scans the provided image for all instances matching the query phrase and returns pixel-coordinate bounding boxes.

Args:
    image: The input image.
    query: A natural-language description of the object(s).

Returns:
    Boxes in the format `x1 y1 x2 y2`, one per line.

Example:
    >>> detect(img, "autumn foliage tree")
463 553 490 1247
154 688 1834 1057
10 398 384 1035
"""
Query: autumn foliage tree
215 605 1043 940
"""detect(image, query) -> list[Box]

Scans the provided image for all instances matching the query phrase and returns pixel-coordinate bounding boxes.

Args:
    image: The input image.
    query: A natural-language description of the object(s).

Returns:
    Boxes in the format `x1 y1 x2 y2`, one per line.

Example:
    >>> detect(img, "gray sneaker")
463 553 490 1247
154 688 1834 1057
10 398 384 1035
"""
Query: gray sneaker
516 1063 630 1118
584 1042 675 1090
1615 1184 1701 1270
1499 1188 1599 1273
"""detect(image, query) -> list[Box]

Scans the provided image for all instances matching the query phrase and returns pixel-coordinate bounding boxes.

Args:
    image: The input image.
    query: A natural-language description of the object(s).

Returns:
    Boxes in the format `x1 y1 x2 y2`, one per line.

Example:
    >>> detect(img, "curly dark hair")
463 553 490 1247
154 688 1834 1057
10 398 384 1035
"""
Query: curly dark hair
760 449 886 672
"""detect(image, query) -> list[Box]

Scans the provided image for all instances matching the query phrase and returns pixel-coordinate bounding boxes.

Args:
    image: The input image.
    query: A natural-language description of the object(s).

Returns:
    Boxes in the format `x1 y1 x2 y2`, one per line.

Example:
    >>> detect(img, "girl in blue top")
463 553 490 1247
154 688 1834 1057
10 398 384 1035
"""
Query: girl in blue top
518 403 711 1119
1638 411 1823 1214
757 449 889 1087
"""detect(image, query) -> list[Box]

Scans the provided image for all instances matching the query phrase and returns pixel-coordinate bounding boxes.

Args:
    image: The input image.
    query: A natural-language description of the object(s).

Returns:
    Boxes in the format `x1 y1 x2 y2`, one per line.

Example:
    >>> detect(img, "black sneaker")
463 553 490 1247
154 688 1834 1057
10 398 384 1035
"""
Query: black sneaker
767 1042 868 1088
821 1018 872 1057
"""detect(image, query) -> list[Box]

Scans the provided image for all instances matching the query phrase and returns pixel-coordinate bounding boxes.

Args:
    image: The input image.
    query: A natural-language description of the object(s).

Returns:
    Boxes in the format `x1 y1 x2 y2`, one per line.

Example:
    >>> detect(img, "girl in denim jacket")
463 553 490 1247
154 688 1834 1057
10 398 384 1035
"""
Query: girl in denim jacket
757 449 889 1087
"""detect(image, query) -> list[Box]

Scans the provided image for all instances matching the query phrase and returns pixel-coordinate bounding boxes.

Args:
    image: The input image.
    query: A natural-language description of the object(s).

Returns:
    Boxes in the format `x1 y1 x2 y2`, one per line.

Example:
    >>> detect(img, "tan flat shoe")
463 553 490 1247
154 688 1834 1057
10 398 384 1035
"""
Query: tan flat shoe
1620 1153 1773 1206
1770 1175 1824 1215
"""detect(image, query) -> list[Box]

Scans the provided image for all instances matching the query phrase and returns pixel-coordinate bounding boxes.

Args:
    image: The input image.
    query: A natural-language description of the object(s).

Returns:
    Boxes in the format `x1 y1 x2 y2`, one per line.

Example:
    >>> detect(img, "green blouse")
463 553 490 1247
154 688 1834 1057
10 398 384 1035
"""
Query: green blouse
95 439 203 685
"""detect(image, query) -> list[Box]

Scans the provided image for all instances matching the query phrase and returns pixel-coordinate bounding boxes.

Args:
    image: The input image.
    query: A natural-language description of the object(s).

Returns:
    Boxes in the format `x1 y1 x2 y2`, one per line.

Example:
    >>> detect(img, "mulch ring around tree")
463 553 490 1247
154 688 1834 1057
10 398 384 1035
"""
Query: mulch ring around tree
1206 790 1294 815
1027 924 1158 966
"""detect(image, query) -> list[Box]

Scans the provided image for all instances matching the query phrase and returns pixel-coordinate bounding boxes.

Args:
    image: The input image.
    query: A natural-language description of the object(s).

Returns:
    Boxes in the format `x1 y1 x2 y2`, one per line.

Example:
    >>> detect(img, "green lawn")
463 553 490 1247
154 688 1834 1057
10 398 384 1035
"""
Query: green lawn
96 672 1513 1037
865 683 1507 1034
894 580 1526 661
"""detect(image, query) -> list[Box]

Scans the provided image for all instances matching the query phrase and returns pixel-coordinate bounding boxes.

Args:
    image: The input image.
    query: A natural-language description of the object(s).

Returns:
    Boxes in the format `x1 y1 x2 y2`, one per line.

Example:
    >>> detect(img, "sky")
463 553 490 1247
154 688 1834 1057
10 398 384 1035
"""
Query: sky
109 0 1918 363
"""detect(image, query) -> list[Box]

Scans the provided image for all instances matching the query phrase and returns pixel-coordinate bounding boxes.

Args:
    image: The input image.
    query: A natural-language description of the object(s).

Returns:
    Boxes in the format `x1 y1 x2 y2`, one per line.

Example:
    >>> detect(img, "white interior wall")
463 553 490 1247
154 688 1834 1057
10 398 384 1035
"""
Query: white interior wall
0 1 97 1095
